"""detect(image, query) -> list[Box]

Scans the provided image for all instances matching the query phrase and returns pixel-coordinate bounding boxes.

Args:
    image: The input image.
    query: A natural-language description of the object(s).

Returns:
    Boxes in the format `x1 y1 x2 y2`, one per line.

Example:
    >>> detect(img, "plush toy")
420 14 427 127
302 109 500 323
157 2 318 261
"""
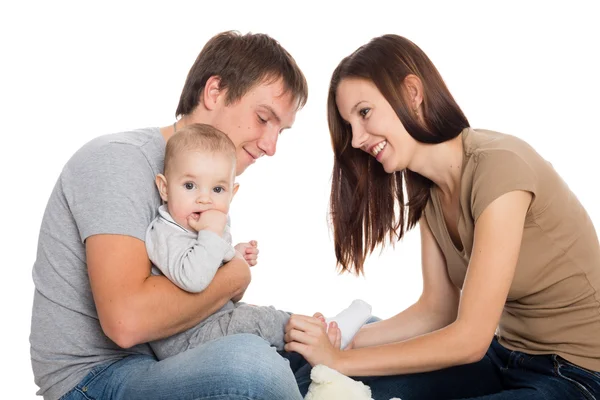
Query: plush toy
304 364 402 400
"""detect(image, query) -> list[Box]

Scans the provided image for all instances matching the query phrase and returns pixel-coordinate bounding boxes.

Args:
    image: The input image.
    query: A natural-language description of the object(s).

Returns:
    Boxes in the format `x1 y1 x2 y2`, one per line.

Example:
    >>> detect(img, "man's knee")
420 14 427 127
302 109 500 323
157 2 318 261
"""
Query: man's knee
225 333 289 371
219 334 301 399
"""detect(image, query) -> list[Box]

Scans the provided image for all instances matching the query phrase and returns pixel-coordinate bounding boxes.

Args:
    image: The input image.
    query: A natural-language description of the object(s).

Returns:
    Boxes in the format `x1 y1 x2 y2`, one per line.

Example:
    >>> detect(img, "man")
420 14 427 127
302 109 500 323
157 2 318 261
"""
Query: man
31 30 308 400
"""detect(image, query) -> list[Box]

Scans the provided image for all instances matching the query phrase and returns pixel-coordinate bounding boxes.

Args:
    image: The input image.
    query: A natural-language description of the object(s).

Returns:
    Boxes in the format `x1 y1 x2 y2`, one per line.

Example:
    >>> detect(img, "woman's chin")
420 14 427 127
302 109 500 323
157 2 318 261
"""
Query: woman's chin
381 161 396 174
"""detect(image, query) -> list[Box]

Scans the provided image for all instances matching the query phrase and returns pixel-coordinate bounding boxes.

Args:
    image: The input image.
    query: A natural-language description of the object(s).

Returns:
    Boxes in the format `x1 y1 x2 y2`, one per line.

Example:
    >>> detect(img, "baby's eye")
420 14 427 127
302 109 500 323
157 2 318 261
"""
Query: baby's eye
184 182 195 190
213 186 224 194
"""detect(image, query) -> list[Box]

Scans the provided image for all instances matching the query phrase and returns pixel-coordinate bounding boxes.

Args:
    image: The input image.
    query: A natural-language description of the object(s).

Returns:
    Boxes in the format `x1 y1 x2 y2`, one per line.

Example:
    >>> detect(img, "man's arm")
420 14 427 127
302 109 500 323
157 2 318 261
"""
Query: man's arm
87 234 250 348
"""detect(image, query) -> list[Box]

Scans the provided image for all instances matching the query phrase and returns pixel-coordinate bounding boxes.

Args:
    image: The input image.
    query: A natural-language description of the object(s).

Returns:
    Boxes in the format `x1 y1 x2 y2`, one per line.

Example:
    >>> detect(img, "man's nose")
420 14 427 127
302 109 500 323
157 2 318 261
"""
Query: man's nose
257 128 278 157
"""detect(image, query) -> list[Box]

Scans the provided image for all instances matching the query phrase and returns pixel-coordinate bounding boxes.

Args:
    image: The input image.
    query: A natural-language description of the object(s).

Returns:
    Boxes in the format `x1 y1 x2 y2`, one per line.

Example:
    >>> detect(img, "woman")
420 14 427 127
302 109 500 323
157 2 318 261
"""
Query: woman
285 34 600 399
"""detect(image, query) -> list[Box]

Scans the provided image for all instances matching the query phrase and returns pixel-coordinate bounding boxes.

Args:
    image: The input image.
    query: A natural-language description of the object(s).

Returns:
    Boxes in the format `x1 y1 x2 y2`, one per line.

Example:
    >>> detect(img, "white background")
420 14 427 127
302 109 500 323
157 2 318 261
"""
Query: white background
1 0 599 397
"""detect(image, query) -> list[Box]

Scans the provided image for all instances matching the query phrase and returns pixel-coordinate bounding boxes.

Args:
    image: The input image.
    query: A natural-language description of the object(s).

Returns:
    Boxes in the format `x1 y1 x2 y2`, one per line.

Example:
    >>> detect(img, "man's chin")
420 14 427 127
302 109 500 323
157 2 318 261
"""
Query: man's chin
236 164 249 176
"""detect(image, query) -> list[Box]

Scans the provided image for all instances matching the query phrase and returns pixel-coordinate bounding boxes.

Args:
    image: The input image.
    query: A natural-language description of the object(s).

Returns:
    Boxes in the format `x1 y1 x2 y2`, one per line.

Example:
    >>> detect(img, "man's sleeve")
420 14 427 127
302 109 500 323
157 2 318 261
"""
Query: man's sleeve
62 142 158 243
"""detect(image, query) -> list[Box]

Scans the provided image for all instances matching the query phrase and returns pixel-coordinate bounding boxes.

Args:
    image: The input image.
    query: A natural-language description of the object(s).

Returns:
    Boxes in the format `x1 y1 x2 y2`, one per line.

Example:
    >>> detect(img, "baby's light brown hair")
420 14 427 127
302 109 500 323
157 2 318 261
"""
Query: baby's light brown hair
164 123 236 176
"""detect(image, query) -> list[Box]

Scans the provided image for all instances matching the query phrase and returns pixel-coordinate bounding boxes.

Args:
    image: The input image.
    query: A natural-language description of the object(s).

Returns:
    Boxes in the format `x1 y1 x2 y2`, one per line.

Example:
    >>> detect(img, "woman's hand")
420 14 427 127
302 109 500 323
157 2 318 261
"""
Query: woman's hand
284 313 344 368
313 312 353 349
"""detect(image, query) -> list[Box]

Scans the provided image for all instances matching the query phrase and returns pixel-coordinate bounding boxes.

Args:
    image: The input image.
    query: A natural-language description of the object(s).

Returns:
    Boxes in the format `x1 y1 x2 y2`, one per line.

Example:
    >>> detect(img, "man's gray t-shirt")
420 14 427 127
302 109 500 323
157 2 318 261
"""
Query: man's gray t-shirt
30 127 165 400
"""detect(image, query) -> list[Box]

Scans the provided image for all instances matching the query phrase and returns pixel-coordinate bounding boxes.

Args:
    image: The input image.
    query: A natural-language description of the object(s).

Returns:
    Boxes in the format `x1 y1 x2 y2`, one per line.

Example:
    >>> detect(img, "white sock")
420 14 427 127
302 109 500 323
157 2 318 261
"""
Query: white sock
325 299 372 349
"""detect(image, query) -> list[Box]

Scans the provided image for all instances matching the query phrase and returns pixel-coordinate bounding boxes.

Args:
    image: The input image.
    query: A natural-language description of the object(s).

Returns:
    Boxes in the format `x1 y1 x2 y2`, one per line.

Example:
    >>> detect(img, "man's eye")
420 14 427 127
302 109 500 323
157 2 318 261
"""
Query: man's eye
213 186 224 194
257 115 267 124
184 182 195 190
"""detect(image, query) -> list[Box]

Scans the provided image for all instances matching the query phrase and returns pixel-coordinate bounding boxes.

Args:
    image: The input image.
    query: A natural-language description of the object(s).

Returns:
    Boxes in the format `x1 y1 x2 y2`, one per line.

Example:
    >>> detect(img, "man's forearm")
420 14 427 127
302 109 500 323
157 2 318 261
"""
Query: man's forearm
116 257 249 347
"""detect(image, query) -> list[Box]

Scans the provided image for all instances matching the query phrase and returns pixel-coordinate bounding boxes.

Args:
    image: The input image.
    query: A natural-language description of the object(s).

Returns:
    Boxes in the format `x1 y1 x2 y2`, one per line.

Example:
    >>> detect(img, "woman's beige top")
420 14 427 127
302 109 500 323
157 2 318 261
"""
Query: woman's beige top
424 128 600 372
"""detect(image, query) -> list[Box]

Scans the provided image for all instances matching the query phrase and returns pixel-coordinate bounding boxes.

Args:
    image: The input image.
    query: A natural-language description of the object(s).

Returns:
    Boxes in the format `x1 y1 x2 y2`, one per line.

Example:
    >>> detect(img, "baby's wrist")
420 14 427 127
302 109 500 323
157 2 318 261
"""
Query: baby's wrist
198 226 224 237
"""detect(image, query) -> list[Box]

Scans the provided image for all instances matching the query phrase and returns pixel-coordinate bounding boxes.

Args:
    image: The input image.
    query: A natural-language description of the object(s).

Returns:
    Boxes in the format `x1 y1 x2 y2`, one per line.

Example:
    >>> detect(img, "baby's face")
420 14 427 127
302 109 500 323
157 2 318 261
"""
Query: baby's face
164 150 236 231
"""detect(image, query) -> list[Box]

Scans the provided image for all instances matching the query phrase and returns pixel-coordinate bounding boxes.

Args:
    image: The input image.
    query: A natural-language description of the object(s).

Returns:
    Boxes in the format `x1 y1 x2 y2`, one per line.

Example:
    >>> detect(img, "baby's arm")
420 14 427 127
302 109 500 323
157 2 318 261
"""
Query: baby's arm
146 218 236 293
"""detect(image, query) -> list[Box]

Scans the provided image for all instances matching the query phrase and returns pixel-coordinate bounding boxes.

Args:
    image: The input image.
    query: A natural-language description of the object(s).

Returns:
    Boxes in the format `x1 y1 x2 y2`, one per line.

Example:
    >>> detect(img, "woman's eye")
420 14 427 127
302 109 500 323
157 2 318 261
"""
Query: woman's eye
359 108 370 118
184 182 195 190
258 115 267 124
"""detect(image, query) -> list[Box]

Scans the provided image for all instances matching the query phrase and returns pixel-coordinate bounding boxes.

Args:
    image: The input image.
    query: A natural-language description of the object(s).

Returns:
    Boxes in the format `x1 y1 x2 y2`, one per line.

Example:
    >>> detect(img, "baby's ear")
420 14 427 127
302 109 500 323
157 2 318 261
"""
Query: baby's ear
155 174 169 202
232 182 240 197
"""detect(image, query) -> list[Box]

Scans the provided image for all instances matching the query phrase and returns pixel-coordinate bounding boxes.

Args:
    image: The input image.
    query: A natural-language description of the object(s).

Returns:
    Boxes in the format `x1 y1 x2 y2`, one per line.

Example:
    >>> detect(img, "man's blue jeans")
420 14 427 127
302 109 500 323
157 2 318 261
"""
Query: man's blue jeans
59 334 303 400
296 337 600 399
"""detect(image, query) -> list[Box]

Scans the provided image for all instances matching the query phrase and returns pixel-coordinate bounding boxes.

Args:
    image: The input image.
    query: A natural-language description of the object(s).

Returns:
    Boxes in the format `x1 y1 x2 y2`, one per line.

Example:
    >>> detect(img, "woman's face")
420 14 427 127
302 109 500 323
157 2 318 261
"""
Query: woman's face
336 78 415 173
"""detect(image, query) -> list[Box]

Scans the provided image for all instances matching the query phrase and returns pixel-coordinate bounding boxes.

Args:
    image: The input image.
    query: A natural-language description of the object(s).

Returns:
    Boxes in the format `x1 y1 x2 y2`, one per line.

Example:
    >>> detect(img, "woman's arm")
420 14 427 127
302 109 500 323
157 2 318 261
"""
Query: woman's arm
286 190 532 376
87 234 251 349
351 216 459 348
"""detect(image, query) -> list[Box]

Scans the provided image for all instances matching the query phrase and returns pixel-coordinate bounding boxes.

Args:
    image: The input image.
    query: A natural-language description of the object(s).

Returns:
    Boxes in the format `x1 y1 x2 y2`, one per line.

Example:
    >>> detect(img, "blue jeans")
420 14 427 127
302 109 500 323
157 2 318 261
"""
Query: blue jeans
60 334 303 400
297 337 600 399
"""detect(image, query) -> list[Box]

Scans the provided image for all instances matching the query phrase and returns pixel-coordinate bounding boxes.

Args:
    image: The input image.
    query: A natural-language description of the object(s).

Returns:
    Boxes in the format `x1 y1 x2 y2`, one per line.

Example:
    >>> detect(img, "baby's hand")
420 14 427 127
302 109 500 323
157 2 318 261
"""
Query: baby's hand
188 210 227 236
234 240 259 266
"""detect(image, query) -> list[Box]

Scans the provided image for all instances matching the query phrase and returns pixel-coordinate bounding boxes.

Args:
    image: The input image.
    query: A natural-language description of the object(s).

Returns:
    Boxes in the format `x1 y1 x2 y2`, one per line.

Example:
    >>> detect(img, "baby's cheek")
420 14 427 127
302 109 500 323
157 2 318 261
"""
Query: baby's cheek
169 206 193 227
215 201 231 215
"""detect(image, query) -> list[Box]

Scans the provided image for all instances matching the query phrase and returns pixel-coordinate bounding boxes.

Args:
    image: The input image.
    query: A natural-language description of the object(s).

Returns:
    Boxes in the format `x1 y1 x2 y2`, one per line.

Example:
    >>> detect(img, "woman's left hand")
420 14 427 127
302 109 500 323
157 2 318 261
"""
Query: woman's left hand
284 313 343 368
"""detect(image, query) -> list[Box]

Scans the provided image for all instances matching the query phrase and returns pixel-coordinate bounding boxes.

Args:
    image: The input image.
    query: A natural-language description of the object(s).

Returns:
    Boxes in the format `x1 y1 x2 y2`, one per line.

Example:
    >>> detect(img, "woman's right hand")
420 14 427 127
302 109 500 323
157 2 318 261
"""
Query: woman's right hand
284 314 343 368
313 312 356 350
314 312 348 349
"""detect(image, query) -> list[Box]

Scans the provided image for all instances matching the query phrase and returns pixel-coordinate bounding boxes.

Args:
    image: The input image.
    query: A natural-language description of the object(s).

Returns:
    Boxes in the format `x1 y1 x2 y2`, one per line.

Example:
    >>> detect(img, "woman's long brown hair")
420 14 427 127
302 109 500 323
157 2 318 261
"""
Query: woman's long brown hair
328 34 469 275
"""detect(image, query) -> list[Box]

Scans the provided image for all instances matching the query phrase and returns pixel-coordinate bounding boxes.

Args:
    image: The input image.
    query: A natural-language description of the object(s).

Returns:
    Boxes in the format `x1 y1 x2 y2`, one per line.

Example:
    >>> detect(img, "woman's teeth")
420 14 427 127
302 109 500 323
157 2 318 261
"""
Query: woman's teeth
372 141 387 156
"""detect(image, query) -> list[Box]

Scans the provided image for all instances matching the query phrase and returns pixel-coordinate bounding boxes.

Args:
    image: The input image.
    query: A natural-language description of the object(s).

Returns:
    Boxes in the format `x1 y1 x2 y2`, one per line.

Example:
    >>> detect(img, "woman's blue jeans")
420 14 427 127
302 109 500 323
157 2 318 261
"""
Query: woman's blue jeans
296 337 600 399
59 334 303 400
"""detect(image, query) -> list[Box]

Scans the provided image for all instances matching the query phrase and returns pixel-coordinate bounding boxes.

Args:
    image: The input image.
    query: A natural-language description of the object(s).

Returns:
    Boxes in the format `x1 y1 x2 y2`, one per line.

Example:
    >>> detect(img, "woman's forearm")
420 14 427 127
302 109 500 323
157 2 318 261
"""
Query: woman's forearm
337 321 484 377
352 298 457 349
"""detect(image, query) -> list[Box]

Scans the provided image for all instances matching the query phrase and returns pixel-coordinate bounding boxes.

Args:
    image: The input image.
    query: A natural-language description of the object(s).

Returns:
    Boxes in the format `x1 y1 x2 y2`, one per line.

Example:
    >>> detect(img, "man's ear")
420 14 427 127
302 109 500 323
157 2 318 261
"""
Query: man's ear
232 182 240 198
155 174 169 202
203 75 224 111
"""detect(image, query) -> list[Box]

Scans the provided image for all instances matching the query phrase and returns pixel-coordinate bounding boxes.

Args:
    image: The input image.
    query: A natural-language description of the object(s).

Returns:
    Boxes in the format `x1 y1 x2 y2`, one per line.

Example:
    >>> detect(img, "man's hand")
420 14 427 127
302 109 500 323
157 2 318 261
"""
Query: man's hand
229 252 251 303
234 240 259 266
188 210 228 236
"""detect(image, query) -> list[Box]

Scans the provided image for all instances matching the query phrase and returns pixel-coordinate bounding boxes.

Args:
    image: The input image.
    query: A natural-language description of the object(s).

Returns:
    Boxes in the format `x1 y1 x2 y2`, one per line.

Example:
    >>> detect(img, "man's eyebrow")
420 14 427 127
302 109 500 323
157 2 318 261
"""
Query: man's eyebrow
259 104 288 128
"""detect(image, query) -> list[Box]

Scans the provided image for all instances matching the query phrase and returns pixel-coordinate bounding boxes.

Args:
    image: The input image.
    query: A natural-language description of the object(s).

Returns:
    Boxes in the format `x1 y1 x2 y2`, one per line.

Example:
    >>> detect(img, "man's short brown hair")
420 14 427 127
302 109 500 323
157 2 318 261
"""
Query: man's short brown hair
176 31 308 117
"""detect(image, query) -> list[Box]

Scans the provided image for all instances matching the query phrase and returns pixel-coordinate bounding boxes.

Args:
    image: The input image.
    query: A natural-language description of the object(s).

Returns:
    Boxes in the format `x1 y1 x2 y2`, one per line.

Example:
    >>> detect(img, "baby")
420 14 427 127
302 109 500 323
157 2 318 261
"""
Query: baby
146 123 371 360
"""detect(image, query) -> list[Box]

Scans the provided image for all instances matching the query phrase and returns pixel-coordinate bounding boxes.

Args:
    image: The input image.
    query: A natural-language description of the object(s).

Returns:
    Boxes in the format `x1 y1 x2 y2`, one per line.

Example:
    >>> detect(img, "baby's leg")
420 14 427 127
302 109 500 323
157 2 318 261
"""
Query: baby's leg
150 319 228 360
150 302 236 360
224 304 291 350
326 299 372 349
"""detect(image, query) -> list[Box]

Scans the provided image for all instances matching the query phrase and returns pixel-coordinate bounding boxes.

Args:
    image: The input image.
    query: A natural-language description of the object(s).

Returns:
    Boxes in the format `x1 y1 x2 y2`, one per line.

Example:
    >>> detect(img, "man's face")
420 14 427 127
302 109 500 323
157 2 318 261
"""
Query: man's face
209 79 298 175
